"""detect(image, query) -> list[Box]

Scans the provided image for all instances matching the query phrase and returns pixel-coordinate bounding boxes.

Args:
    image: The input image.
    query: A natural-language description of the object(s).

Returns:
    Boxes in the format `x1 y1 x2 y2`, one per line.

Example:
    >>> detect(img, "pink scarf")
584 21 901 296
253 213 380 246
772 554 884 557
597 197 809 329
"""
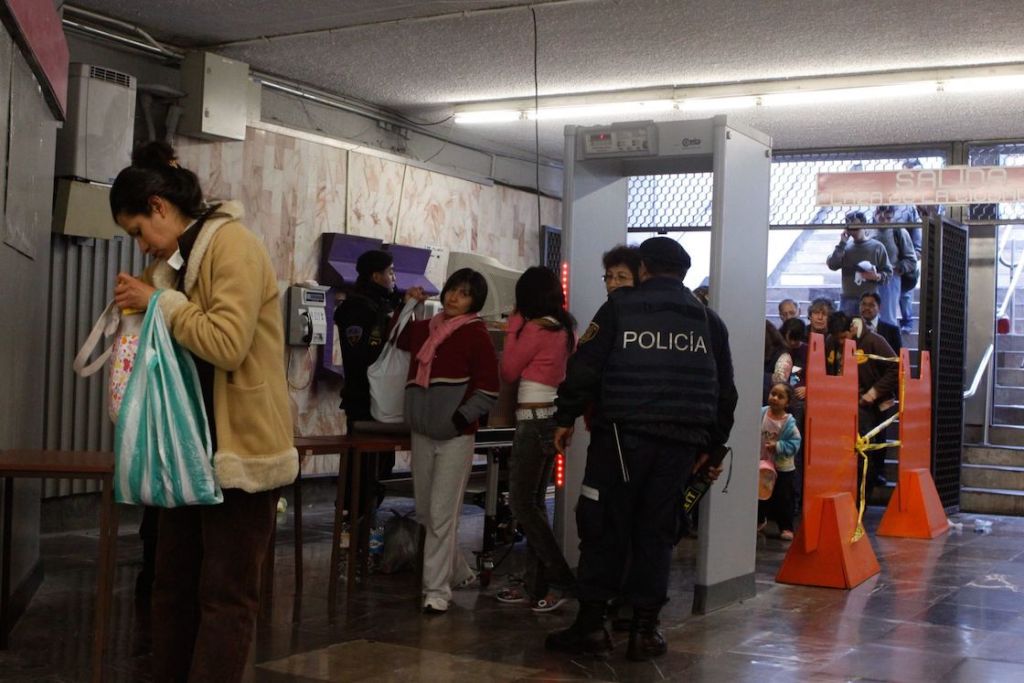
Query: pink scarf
413 312 480 387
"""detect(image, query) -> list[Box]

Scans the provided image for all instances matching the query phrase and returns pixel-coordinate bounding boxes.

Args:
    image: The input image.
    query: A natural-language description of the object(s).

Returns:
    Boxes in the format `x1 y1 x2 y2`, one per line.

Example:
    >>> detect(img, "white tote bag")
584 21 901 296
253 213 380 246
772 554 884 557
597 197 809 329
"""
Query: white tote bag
73 300 144 423
367 298 418 423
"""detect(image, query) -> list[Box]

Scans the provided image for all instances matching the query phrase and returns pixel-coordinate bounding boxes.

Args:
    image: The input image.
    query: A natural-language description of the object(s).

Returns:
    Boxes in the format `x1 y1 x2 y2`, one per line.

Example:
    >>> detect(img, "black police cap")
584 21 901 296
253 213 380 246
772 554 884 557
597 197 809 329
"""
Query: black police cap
638 237 691 273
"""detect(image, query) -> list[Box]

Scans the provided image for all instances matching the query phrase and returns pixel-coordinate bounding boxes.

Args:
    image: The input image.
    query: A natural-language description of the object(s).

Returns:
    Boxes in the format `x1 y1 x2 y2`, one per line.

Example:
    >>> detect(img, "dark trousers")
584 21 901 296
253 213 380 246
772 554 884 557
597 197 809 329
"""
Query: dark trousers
758 470 795 532
575 427 695 609
151 488 278 683
507 417 576 599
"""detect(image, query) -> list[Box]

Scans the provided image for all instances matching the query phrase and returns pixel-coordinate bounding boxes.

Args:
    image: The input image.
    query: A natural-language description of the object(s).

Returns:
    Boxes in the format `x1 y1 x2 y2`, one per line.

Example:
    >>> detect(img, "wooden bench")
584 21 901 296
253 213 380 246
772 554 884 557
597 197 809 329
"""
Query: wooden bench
292 432 411 612
0 449 117 683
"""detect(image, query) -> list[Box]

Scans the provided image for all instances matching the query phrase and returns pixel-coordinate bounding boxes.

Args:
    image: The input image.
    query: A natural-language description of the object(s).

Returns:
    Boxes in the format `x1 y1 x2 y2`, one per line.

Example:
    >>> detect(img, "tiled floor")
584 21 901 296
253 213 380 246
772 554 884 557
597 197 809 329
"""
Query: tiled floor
5 497 1024 682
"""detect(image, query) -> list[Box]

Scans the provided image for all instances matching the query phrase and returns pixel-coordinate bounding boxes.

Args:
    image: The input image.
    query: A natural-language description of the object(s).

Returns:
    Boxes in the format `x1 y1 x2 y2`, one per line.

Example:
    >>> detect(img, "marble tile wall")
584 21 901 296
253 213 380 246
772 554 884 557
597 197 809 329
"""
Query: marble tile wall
174 125 558 451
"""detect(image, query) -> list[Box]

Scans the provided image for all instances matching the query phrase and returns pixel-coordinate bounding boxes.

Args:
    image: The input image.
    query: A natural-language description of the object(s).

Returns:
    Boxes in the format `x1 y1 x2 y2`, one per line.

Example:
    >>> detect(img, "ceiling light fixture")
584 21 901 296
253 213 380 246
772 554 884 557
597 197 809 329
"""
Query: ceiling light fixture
679 96 758 112
760 82 937 107
942 74 1024 93
529 100 676 120
453 66 1024 124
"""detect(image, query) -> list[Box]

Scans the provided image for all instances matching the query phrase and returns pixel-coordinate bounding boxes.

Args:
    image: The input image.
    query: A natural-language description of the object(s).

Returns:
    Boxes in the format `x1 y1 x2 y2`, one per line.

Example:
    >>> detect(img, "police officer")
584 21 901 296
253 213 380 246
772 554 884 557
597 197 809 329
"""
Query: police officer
335 249 416 492
546 237 737 661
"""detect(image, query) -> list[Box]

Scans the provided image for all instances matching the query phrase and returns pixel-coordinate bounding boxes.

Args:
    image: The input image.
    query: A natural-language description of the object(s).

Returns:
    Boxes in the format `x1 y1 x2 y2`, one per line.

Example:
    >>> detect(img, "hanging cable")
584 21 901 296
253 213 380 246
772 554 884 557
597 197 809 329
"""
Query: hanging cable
531 7 542 231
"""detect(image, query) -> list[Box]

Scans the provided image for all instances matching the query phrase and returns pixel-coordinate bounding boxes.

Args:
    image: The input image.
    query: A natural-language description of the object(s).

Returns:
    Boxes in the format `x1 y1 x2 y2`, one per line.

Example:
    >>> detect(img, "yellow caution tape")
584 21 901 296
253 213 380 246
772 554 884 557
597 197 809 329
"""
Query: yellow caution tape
852 449 869 543
853 349 900 365
852 409 901 542
898 357 906 421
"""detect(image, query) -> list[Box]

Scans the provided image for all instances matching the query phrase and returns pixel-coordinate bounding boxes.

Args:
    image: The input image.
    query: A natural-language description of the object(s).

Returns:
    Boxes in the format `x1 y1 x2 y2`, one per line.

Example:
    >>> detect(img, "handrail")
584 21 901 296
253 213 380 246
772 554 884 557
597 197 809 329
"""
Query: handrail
962 229 1024 400
963 345 993 399
997 242 1024 318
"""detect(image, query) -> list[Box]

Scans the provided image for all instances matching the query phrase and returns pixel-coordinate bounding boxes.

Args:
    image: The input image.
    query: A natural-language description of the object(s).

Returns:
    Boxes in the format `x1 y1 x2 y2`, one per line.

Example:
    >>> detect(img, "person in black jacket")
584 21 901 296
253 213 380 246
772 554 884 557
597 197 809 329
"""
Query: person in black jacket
546 237 738 662
858 292 902 354
335 250 401 423
334 249 410 492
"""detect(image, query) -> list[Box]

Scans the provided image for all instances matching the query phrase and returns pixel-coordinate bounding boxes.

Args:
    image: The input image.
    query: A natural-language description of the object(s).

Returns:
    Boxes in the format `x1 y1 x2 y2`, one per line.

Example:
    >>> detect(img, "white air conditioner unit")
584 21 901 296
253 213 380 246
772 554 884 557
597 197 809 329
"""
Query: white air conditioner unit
55 64 137 184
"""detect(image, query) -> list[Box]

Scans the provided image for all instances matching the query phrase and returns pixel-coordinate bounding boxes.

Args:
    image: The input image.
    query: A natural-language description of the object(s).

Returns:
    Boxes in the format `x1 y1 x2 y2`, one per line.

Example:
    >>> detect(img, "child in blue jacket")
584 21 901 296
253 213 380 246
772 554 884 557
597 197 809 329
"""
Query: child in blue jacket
758 383 802 541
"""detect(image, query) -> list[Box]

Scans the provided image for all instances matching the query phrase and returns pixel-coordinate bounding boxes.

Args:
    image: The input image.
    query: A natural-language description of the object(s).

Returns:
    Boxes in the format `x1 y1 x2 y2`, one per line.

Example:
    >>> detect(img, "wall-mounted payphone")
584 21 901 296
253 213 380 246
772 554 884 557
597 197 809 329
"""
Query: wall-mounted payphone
285 284 330 346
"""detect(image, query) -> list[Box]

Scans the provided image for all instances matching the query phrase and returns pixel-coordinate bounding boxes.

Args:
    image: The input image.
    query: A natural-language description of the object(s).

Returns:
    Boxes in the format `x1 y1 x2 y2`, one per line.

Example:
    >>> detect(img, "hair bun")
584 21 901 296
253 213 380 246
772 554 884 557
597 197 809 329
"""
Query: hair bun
131 140 178 170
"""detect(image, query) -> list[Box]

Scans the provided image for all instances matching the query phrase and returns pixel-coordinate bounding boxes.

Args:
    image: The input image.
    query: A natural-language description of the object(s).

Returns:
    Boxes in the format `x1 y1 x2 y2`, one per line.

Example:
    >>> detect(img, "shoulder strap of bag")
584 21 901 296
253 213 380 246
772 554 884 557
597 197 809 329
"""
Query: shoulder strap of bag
385 297 419 345
73 300 122 377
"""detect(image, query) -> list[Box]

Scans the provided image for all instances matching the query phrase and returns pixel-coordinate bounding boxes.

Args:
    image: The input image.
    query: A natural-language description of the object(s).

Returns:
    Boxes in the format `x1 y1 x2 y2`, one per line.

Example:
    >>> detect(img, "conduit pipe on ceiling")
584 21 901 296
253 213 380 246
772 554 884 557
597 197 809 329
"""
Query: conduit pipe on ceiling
63 5 183 59
59 5 563 169
201 0 600 50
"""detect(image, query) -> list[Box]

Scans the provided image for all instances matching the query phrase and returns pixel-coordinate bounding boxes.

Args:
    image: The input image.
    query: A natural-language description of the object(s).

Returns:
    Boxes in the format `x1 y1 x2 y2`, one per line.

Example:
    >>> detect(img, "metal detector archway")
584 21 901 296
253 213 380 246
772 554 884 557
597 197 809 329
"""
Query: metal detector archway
556 116 771 613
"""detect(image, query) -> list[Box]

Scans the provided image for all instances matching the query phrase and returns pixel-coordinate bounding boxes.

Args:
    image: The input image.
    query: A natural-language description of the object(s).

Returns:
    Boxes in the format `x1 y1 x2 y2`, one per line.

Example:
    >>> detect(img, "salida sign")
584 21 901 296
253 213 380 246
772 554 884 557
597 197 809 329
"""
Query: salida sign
816 167 1024 206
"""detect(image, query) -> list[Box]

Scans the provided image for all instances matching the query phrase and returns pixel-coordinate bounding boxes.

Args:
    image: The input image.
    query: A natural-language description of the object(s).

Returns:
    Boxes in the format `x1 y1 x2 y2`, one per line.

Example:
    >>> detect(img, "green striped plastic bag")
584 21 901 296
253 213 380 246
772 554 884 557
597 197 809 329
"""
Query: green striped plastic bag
114 290 222 507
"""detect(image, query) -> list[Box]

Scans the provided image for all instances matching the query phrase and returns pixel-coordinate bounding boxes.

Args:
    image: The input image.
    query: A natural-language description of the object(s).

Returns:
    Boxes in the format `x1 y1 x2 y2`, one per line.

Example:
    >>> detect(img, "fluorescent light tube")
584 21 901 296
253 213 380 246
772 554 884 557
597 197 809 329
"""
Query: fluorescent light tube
943 75 1024 93
452 71 1024 124
679 96 757 111
762 82 935 106
527 100 675 120
453 110 522 124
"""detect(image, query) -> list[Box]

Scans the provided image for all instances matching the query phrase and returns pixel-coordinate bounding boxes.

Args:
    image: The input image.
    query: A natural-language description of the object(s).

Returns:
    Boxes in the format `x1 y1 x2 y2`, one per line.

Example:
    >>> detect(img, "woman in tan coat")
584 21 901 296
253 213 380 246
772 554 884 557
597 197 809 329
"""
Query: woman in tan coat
111 143 296 682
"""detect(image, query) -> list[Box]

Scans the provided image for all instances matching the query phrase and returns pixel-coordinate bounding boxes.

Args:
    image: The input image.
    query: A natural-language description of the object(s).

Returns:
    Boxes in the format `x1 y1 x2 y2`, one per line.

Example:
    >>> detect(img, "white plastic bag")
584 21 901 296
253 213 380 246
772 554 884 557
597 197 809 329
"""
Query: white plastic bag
367 298 418 423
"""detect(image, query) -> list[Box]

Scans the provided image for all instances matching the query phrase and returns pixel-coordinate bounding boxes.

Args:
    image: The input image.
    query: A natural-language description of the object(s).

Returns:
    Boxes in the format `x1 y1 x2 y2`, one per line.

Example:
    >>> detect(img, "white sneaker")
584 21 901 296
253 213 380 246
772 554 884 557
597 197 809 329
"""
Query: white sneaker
423 596 449 614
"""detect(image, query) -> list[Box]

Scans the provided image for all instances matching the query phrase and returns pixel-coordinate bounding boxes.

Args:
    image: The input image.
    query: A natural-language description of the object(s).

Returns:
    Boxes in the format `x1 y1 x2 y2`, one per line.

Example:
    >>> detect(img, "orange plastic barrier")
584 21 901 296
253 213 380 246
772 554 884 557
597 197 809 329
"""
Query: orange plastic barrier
877 350 948 539
776 333 881 589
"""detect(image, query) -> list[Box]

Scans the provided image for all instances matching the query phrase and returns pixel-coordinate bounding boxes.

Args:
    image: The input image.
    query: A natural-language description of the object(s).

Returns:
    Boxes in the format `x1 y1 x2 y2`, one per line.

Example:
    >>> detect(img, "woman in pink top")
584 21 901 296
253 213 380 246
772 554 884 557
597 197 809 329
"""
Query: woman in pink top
495 267 577 612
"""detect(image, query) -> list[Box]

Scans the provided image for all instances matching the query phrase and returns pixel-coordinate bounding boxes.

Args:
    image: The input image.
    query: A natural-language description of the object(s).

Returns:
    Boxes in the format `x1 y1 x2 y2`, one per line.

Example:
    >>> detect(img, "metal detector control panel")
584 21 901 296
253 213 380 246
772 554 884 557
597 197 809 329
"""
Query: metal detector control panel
579 122 658 159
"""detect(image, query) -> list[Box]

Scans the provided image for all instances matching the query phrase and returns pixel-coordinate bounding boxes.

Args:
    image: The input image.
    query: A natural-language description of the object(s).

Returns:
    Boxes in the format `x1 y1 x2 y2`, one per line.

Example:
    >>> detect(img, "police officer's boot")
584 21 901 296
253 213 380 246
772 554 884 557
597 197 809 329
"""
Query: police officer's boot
544 600 613 657
626 606 667 661
607 597 632 633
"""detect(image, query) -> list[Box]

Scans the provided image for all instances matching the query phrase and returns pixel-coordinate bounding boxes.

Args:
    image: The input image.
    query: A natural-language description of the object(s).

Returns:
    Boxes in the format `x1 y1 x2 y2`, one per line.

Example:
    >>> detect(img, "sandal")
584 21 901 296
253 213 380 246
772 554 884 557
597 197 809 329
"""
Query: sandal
495 585 529 604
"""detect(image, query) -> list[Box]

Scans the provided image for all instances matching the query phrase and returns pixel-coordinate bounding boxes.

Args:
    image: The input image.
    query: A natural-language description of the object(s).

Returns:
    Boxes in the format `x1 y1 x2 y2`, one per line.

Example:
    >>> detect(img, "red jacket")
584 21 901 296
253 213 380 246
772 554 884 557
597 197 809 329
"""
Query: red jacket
397 318 499 439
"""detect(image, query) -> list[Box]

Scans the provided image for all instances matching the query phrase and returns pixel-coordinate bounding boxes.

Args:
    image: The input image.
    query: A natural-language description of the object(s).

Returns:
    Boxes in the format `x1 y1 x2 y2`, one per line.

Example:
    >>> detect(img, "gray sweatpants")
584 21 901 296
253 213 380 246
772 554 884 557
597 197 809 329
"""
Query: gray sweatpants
411 432 476 602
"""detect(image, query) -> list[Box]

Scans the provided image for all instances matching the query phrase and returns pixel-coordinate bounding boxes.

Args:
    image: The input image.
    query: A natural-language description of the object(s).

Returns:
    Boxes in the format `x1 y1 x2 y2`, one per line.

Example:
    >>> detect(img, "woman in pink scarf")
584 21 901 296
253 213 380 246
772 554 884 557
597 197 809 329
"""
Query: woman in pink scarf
397 268 499 614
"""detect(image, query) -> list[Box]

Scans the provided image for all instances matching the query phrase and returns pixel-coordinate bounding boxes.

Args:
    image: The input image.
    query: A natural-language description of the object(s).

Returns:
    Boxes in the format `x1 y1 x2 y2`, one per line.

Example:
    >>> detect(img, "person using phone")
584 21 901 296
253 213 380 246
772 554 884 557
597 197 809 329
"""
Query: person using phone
826 211 893 317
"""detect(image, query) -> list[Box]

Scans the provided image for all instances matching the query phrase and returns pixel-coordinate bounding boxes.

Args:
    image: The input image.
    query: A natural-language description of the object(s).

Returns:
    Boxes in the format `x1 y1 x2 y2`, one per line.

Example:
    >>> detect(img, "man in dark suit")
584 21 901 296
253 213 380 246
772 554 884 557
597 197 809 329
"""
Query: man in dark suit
859 292 901 353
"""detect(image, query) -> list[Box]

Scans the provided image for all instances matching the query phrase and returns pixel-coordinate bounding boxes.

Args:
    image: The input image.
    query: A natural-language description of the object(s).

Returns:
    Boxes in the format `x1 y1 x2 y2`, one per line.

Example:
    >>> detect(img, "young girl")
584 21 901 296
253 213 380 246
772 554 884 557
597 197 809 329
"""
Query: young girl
398 268 500 614
496 267 576 612
758 382 801 541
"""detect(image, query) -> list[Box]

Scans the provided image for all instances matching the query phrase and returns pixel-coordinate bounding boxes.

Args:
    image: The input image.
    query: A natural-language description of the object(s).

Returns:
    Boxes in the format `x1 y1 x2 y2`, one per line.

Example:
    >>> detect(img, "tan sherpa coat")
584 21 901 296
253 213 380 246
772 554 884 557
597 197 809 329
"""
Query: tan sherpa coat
144 201 298 493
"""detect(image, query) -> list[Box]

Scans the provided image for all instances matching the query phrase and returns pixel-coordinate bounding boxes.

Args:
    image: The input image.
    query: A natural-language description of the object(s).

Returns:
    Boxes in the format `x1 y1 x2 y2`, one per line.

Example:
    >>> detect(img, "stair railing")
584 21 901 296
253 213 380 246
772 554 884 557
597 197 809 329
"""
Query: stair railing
964 225 1024 444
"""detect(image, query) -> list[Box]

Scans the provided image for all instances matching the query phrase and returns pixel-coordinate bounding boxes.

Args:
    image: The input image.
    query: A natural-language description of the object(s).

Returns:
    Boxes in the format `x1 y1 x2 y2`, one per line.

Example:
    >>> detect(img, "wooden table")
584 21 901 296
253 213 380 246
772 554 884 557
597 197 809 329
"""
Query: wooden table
0 449 117 683
292 433 410 611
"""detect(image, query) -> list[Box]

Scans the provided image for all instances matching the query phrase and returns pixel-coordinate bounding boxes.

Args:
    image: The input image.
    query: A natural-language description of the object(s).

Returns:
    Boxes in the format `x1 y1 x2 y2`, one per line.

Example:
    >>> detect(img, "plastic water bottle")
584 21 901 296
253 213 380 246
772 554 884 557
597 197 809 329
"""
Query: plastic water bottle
369 522 385 571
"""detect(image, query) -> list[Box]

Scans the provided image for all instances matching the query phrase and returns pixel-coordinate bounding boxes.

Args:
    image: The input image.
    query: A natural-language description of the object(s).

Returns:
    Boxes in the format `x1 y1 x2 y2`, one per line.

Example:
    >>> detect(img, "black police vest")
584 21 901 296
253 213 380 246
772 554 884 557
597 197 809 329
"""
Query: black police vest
600 286 718 429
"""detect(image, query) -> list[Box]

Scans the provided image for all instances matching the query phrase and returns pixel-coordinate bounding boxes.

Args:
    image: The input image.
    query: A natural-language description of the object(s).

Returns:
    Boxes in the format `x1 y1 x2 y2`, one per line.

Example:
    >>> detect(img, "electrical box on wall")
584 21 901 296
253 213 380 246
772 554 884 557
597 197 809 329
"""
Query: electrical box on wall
179 51 249 141
55 64 136 184
52 179 121 239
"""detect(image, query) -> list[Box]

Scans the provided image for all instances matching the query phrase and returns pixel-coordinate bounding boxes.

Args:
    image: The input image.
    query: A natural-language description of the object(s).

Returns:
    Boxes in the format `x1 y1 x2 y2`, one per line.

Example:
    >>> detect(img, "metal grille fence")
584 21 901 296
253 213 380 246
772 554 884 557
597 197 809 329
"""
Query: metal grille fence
627 173 713 229
541 224 562 272
968 143 1024 221
918 217 967 510
770 150 948 225
626 149 950 232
